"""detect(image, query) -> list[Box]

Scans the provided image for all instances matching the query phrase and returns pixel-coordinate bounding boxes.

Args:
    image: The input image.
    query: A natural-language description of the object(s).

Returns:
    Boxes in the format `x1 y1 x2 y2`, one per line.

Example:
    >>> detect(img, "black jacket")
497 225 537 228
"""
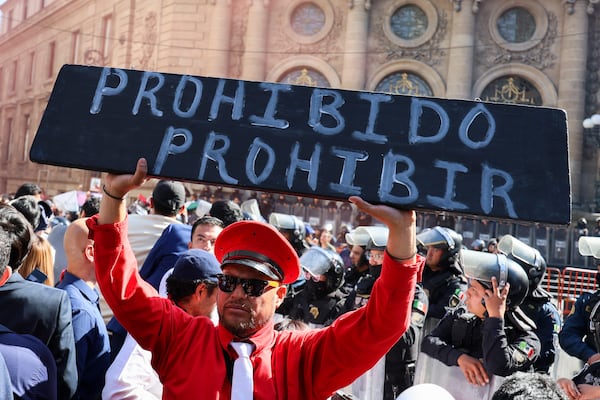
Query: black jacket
0 273 77 399
421 306 540 377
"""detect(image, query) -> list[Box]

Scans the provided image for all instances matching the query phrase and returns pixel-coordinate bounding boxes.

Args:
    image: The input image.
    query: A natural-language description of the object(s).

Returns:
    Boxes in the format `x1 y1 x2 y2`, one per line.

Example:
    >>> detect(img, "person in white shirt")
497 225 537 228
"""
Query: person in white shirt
102 249 220 400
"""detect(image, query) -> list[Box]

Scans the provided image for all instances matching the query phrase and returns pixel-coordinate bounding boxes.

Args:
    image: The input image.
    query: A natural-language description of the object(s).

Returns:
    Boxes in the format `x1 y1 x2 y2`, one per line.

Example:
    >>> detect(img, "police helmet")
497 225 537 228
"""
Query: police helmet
460 249 529 309
416 226 462 255
497 235 546 296
417 226 463 273
269 212 306 253
300 246 344 293
345 226 389 247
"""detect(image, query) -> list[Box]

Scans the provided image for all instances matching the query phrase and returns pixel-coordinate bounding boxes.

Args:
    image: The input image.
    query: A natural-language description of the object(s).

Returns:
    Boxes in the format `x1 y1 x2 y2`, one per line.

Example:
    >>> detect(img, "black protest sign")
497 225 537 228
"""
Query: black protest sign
30 65 571 224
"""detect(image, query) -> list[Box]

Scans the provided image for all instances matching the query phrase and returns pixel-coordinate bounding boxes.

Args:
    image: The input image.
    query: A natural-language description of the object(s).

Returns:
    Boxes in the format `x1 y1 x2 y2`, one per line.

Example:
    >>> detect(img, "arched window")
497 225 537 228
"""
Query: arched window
279 67 330 87
375 71 432 96
481 76 542 105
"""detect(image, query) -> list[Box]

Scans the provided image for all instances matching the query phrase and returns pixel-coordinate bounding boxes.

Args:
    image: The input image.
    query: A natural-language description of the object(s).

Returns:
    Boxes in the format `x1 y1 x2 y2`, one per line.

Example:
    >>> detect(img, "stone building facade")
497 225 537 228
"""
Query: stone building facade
0 0 597 217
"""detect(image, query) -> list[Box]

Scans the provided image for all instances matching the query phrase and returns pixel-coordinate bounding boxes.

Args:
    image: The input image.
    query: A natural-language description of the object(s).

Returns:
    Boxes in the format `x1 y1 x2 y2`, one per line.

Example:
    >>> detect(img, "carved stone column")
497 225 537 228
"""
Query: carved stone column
446 0 476 99
206 0 232 78
341 0 370 89
559 0 589 208
241 0 269 81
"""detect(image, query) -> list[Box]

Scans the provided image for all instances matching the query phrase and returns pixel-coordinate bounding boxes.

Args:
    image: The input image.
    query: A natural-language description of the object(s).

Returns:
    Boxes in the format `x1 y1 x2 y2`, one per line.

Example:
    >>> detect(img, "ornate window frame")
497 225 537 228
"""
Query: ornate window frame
283 0 335 45
367 60 445 97
473 64 557 106
267 55 341 88
489 0 548 52
383 0 438 49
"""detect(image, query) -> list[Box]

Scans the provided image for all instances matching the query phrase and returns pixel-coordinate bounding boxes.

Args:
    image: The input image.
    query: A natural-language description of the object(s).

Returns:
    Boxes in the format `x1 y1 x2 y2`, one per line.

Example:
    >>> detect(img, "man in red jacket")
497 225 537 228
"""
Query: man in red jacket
90 158 421 400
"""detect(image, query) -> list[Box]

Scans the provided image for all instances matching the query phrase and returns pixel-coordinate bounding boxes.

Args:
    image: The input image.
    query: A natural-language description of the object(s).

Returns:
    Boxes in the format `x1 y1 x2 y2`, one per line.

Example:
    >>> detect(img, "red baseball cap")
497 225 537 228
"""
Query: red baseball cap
214 220 301 284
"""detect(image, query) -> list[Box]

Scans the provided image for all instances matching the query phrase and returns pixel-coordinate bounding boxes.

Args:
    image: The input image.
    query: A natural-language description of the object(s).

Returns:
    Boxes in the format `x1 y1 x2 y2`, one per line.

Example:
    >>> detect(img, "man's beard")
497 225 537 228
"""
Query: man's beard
219 298 274 338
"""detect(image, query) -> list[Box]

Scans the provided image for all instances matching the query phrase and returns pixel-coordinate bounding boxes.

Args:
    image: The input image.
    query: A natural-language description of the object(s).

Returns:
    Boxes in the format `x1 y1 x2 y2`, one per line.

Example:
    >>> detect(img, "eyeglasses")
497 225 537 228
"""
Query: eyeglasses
216 274 280 297
304 271 324 282
366 251 384 261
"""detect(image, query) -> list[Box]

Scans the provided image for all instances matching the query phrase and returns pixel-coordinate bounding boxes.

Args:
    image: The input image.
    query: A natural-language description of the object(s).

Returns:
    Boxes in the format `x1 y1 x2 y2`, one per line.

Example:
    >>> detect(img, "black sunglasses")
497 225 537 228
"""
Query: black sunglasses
216 274 280 297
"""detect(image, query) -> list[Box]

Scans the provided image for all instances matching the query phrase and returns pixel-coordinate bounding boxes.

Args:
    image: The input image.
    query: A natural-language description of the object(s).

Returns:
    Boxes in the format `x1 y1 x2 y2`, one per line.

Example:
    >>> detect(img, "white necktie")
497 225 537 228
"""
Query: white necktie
230 342 254 400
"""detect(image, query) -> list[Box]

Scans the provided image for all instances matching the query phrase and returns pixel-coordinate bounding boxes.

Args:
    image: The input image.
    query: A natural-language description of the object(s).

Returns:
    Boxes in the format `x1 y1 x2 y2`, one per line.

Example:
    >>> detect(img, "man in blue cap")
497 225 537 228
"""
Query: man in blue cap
91 157 421 400
103 248 222 399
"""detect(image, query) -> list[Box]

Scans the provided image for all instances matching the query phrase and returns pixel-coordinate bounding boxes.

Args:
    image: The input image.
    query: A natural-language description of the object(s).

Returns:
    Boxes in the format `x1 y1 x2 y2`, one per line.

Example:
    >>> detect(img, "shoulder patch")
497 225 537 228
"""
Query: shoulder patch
513 340 536 366
413 299 427 315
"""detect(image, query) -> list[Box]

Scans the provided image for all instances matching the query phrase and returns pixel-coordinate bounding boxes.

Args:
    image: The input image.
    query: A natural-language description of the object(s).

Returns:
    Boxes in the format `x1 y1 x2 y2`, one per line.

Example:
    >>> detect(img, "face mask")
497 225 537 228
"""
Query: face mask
306 280 329 299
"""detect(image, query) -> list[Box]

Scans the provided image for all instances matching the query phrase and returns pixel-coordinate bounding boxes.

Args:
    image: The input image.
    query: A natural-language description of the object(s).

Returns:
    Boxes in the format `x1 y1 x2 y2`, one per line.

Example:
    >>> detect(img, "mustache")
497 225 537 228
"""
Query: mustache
224 299 252 312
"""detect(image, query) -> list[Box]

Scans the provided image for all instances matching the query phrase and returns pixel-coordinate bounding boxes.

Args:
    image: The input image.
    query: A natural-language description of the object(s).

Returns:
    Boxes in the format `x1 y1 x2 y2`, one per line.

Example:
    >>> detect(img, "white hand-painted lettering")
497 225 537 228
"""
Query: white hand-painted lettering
426 160 469 210
379 151 418 203
249 82 291 129
308 89 345 135
352 92 391 144
209 79 245 122
286 142 321 190
133 71 165 117
329 147 368 195
90 68 128 114
153 126 193 175
459 103 495 149
481 164 517 218
173 76 203 118
246 138 276 184
199 132 238 184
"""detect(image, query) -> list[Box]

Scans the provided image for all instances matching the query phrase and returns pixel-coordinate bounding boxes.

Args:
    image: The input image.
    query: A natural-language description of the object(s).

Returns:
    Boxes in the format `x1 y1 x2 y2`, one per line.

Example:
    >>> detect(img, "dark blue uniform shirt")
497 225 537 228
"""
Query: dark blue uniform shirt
559 291 599 362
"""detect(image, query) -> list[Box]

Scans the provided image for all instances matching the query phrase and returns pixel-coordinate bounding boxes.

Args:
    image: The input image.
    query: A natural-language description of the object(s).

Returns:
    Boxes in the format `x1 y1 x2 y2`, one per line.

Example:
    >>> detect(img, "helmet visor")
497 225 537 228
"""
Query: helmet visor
416 227 455 249
300 247 334 277
346 226 388 247
461 250 510 290
269 213 298 230
497 235 543 268
579 236 600 258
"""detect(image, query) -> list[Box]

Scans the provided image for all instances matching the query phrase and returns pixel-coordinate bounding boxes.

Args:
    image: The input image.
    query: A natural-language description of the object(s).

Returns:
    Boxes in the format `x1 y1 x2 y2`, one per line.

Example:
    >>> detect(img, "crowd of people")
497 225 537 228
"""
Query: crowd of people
0 162 599 399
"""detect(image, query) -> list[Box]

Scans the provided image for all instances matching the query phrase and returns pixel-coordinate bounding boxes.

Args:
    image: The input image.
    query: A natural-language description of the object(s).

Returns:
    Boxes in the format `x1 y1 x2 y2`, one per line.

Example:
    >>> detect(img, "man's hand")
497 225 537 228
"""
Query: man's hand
577 383 600 399
457 354 489 386
587 353 600 365
98 158 148 225
482 276 509 318
557 378 580 400
104 158 148 199
348 197 415 262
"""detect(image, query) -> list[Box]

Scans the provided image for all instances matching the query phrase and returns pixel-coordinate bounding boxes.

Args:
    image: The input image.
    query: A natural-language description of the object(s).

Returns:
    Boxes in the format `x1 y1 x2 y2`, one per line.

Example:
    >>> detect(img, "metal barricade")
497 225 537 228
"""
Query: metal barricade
541 267 563 313
558 267 597 317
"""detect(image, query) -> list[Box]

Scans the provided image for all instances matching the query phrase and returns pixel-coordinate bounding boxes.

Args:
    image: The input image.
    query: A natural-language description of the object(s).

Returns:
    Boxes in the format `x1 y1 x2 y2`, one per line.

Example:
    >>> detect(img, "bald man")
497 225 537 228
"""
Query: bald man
57 218 111 399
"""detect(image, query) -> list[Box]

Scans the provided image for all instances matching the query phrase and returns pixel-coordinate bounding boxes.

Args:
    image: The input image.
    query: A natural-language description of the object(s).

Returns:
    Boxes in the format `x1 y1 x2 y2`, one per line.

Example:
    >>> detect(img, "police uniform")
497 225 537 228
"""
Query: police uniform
383 283 428 399
343 265 428 399
520 292 561 373
559 291 600 362
421 305 540 377
287 288 347 328
422 267 467 320
343 265 381 312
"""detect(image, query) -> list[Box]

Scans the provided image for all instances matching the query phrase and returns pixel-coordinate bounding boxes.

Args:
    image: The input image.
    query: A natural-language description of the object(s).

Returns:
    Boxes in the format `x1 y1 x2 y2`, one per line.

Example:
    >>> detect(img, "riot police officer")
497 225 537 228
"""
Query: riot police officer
286 246 347 328
343 226 428 399
421 250 540 386
270 212 308 317
417 226 468 320
498 235 561 373
269 212 308 256
342 231 370 292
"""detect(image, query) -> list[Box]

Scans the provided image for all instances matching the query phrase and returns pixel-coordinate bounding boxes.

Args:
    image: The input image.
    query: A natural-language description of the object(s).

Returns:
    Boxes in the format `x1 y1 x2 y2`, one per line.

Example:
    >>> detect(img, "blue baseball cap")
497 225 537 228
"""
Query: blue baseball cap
172 249 221 283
